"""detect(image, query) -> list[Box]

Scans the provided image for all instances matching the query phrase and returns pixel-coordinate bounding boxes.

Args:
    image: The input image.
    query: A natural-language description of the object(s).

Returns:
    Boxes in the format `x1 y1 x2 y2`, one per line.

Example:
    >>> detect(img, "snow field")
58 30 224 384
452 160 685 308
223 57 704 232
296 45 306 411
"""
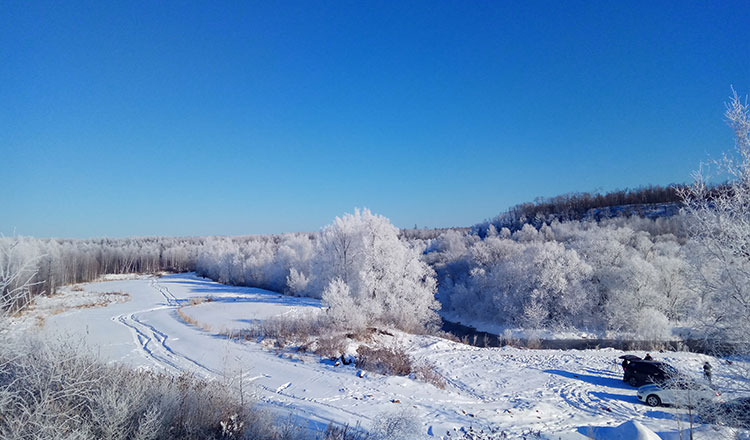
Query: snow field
30 273 749 439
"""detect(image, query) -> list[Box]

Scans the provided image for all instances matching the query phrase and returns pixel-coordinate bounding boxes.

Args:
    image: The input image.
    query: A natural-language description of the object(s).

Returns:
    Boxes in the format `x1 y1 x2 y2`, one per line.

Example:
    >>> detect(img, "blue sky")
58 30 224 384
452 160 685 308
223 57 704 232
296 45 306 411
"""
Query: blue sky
2 1 749 238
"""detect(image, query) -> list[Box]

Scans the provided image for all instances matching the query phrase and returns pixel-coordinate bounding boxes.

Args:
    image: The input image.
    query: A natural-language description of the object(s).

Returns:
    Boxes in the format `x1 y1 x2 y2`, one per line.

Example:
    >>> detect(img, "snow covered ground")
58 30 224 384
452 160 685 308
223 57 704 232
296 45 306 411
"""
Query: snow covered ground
17 273 749 439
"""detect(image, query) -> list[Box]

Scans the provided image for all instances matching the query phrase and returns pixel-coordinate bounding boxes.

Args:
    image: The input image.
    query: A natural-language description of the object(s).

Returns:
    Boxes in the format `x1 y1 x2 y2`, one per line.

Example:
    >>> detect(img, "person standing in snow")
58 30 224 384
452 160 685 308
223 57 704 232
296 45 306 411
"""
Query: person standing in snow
703 361 712 384
644 353 653 361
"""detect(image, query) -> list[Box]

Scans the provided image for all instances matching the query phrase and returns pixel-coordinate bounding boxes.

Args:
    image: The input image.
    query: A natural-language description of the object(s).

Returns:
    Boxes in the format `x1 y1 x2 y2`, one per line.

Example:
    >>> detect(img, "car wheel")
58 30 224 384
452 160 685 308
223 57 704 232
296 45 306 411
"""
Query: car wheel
646 395 661 407
628 377 639 387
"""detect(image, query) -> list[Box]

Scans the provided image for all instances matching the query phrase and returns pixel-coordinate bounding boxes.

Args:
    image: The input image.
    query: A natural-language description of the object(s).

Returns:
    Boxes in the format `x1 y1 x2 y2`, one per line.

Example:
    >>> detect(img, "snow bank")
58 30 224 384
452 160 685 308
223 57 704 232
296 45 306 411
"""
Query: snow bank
581 420 662 439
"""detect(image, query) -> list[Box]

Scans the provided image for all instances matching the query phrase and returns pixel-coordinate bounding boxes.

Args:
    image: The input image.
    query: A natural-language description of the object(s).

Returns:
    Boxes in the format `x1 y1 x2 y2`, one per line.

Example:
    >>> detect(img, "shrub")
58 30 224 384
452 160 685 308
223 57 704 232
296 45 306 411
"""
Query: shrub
314 333 349 360
355 345 412 376
177 307 212 332
323 411 422 440
371 410 421 440
323 423 372 440
443 426 541 439
256 313 326 346
0 336 304 440
413 362 446 389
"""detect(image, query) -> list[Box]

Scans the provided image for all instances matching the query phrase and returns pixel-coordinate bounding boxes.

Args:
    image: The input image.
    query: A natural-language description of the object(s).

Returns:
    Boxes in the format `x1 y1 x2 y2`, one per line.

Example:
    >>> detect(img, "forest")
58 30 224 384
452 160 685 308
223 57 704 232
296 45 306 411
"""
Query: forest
476 184 686 234
0 198 743 345
2 95 750 349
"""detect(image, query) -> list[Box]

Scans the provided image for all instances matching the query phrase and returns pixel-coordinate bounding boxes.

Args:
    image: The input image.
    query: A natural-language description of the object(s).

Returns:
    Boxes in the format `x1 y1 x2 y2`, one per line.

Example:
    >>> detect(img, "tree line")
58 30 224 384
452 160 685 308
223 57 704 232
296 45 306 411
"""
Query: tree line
477 185 686 234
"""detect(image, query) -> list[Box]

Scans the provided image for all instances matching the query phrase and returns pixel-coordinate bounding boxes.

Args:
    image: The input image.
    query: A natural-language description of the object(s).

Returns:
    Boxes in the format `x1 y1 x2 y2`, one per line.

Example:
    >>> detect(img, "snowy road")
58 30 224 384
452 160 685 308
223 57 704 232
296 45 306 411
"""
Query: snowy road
37 273 747 439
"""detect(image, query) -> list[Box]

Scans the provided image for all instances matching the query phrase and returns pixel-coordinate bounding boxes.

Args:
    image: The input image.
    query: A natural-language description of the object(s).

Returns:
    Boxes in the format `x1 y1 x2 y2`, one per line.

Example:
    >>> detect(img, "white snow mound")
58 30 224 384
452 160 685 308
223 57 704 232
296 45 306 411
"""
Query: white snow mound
585 420 662 440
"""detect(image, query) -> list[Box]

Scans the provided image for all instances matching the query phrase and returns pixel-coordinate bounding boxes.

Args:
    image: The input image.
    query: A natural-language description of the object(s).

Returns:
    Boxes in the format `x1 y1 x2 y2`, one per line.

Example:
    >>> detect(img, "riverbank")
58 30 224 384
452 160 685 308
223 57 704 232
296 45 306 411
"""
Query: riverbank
441 320 738 355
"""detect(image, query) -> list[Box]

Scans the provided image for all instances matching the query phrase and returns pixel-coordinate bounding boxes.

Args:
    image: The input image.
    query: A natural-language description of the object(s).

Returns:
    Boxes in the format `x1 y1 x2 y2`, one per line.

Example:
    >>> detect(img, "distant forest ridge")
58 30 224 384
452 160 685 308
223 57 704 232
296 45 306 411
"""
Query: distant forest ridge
408 182 736 238
474 184 692 235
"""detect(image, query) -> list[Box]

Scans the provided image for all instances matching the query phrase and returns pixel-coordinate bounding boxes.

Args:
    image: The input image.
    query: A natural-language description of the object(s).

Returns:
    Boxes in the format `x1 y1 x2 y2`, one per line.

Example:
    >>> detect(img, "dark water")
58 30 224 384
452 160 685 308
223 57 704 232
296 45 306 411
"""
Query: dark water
440 320 737 355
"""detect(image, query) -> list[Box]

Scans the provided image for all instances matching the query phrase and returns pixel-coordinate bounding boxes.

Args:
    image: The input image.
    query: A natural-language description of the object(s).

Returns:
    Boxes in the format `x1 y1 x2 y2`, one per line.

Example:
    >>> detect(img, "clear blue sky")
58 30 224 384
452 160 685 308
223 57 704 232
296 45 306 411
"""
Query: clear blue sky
2 1 749 238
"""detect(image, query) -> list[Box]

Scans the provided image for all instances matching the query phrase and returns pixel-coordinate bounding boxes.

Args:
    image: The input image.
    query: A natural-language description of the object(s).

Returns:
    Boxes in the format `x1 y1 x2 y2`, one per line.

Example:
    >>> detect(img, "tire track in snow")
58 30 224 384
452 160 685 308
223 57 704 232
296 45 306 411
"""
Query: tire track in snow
225 347 376 423
113 277 211 375
553 378 643 421
150 278 179 306
114 307 213 376
113 277 372 427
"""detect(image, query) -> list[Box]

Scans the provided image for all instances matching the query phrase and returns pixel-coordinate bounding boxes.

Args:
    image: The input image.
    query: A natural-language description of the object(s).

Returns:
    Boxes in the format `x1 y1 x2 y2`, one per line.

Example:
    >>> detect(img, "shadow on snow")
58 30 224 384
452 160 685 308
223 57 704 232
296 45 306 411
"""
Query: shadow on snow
544 369 632 390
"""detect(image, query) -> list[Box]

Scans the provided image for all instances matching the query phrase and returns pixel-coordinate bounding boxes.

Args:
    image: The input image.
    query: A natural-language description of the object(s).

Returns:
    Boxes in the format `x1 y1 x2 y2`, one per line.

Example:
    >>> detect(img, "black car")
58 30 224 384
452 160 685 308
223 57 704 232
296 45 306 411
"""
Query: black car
699 397 750 428
620 356 678 387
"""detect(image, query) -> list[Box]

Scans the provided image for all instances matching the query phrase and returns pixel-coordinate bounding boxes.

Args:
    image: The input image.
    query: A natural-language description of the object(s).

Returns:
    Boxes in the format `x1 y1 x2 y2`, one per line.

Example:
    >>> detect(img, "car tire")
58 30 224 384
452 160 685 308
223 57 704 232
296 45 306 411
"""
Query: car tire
646 395 661 407
628 377 639 387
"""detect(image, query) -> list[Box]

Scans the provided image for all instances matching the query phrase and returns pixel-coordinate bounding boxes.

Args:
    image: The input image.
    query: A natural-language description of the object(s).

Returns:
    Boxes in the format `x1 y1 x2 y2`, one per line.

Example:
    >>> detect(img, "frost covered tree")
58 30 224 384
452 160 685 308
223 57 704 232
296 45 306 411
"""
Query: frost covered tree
439 232 594 330
285 268 310 296
315 209 440 332
278 233 314 295
680 90 750 346
321 278 367 330
433 216 694 336
0 237 42 319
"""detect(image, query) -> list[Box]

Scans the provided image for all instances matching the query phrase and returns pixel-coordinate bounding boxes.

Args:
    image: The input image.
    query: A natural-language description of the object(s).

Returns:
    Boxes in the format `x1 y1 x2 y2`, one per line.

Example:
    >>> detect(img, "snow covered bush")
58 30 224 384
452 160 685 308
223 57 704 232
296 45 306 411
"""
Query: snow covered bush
323 423 371 440
371 409 422 440
322 411 422 440
0 336 302 440
253 313 325 347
